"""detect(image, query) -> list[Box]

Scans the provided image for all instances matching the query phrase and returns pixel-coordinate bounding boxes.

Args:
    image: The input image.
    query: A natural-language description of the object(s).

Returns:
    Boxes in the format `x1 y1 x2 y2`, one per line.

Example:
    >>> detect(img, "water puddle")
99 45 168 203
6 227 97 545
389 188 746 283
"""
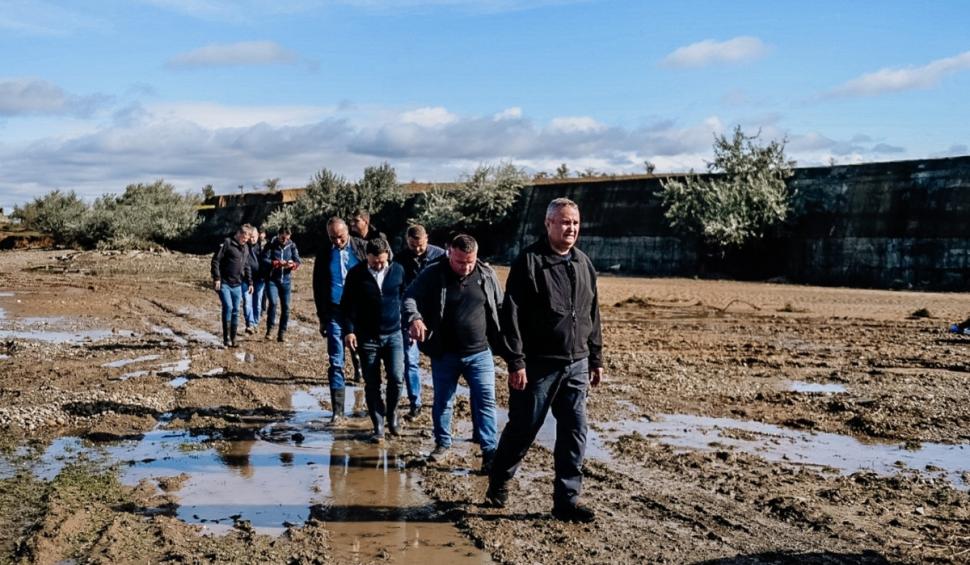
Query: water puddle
167 376 189 388
0 354 9 360
787 381 847 394
594 414 968 488
103 354 161 368
150 326 189 345
187 329 221 346
0 328 136 343
234 351 254 363
3 388 491 563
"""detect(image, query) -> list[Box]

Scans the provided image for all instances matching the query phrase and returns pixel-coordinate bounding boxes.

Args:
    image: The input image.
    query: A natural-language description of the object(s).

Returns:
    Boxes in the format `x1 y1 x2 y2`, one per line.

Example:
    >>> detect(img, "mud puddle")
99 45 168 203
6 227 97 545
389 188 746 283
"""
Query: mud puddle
786 381 847 394
595 413 968 488
4 387 492 563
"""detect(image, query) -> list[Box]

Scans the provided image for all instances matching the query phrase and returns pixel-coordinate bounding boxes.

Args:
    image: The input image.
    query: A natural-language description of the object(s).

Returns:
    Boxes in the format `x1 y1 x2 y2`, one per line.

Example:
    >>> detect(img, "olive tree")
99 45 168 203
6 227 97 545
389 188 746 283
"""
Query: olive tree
661 125 794 249
413 163 528 233
11 190 88 245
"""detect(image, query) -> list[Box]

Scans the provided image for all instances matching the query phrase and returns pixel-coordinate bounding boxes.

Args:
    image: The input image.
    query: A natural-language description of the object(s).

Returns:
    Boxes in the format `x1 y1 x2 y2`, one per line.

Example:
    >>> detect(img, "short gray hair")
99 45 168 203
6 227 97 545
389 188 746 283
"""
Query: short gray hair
450 234 478 253
545 197 579 220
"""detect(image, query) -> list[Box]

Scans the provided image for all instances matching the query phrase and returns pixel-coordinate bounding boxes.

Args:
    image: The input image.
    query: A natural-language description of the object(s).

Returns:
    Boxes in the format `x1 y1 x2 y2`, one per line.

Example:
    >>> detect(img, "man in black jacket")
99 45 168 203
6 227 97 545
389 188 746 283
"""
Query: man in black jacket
211 226 254 348
486 197 603 523
312 217 367 422
340 238 407 442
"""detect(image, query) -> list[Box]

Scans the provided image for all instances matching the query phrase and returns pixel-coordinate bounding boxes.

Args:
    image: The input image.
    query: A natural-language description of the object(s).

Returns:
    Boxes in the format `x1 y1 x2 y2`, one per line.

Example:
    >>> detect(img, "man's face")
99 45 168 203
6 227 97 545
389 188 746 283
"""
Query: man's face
328 224 349 249
407 235 428 256
350 216 368 236
278 233 291 245
248 230 258 244
449 248 477 278
545 206 580 252
235 231 249 245
367 252 389 271
259 231 267 243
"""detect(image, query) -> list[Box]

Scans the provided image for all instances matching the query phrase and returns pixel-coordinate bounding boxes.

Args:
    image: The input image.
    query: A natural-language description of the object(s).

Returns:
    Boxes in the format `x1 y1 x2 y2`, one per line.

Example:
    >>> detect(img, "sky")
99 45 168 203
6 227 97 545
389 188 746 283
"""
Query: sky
1 0 968 211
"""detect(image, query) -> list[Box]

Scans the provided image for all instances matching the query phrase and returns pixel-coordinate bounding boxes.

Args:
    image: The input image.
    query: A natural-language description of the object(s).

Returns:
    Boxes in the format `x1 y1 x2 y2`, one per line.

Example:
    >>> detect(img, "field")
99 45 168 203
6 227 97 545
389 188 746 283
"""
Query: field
0 249 967 564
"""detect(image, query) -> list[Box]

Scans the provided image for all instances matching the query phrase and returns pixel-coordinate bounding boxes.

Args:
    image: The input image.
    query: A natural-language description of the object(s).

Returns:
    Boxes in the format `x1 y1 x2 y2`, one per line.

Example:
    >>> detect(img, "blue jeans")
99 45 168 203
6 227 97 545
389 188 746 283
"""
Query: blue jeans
326 311 346 390
217 283 243 327
265 279 292 334
246 279 265 327
430 349 497 453
403 332 422 407
490 358 589 508
358 332 405 433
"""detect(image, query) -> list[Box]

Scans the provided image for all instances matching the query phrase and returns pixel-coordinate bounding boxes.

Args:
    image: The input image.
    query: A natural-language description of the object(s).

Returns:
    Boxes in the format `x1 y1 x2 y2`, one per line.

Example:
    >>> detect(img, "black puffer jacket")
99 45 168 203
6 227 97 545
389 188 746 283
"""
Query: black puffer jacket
211 237 252 286
501 238 602 372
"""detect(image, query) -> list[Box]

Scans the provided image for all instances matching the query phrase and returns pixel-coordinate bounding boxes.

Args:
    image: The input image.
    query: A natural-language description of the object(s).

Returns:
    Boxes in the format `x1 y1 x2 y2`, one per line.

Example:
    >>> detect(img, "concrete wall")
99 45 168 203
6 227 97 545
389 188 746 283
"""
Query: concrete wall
508 156 970 290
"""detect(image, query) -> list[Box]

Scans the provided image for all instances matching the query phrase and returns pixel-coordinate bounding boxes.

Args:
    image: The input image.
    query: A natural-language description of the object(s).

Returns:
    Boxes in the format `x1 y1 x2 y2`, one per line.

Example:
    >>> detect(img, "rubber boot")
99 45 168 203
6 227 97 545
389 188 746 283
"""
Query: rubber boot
229 321 238 348
222 320 230 348
329 387 345 424
386 386 401 437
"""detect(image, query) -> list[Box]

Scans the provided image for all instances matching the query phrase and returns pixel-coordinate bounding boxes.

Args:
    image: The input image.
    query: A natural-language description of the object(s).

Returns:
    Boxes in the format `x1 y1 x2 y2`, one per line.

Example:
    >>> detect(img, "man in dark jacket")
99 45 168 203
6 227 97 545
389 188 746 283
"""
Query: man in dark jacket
313 217 367 422
242 225 262 334
341 238 407 443
486 197 603 524
260 227 301 342
403 234 503 472
211 226 254 348
349 209 386 242
394 224 446 419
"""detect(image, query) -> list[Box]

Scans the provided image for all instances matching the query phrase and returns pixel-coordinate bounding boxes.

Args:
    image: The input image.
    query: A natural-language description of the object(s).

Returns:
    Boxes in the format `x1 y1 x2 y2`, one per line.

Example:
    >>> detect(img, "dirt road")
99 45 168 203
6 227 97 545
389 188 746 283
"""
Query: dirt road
0 249 967 564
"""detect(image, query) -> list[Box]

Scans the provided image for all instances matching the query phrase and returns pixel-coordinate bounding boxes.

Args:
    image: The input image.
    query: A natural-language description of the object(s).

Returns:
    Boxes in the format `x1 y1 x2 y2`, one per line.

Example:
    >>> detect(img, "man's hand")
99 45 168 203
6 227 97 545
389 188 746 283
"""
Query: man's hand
213 280 221 291
409 319 428 342
589 367 604 387
509 368 527 391
344 333 357 351
247 285 254 295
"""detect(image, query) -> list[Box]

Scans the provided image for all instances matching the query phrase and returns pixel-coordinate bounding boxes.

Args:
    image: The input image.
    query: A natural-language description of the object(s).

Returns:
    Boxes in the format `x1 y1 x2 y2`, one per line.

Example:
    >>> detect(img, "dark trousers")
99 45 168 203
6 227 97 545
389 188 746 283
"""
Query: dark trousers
490 357 589 508
358 331 405 434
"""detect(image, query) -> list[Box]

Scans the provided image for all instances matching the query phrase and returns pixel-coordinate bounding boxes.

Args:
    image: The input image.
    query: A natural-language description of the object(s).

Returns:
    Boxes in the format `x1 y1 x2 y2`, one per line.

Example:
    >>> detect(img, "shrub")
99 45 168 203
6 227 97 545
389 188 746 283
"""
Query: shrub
413 162 528 233
10 190 88 245
82 180 201 249
661 125 795 249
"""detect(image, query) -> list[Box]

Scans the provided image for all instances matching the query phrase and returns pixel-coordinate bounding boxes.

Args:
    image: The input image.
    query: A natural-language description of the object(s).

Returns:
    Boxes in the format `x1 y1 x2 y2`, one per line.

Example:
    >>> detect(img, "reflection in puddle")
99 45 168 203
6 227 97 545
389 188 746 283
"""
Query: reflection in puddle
596 414 968 488
787 381 847 394
103 354 161 368
4 388 491 563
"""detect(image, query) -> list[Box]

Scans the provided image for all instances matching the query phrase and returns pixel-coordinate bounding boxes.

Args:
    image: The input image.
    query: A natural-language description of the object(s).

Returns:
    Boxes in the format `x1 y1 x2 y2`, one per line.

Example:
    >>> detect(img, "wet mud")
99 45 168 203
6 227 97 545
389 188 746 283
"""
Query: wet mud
1 250 969 563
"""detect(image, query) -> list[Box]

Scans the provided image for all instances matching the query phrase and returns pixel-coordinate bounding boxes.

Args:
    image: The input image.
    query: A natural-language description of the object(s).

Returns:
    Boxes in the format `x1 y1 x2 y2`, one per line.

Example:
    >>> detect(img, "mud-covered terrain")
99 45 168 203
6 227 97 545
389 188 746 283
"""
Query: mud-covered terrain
0 249 967 564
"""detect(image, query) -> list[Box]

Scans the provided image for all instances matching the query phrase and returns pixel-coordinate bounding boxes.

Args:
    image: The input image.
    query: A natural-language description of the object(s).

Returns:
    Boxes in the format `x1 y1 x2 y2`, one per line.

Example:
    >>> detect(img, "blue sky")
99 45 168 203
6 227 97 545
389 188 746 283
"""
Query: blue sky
1 0 968 211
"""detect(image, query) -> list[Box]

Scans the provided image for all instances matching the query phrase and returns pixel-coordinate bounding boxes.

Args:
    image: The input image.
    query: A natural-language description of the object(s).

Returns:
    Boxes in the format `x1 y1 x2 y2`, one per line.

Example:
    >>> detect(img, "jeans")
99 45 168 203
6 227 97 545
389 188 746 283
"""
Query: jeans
358 332 405 434
325 311 346 391
403 332 422 407
217 283 243 327
265 279 292 334
245 279 266 327
430 349 498 453
490 358 589 508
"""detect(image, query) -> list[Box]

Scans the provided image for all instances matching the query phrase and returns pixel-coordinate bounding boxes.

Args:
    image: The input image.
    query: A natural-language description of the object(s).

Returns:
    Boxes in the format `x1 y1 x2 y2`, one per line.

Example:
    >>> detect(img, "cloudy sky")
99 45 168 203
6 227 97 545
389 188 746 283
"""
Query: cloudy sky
1 0 968 211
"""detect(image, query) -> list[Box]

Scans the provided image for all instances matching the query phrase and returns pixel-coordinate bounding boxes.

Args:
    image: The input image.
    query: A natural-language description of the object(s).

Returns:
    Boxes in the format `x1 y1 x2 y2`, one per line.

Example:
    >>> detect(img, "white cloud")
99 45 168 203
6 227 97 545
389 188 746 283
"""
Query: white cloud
400 106 458 127
548 116 606 133
493 107 523 121
0 0 107 36
146 102 334 128
0 78 109 117
166 41 299 69
661 36 768 68
826 50 970 97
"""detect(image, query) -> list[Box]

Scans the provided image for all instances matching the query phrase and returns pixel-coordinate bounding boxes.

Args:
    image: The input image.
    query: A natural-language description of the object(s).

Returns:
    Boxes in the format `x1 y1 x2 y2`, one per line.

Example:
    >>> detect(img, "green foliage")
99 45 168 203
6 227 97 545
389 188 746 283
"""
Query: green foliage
264 162 402 237
83 180 201 249
201 184 216 200
10 190 88 244
661 125 795 249
413 163 528 232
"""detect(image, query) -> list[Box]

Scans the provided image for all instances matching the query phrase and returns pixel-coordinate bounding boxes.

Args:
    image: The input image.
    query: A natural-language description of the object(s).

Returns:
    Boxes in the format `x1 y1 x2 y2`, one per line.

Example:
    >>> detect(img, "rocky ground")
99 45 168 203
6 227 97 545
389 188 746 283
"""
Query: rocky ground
0 249 968 564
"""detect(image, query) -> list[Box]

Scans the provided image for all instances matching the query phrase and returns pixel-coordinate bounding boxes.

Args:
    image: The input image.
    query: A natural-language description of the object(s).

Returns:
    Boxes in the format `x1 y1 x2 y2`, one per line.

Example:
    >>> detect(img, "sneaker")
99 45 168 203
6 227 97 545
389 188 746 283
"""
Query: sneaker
551 503 595 523
484 481 508 508
405 404 422 421
427 444 449 462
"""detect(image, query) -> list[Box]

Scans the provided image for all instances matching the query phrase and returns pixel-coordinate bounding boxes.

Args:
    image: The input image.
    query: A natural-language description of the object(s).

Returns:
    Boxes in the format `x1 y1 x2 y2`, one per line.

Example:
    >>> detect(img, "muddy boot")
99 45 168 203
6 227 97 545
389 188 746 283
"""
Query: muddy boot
222 320 230 348
352 389 367 417
229 321 238 348
264 326 274 341
329 387 345 424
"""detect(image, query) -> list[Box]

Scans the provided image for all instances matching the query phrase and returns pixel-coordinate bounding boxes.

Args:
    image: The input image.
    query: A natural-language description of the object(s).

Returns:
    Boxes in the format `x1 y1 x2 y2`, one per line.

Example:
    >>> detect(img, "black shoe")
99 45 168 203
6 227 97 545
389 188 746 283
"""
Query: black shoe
427 444 449 462
551 503 595 523
388 422 400 437
484 481 508 508
480 450 496 475
370 430 385 444
277 333 285 343
405 404 422 420
264 329 274 341
223 337 231 348
230 339 238 348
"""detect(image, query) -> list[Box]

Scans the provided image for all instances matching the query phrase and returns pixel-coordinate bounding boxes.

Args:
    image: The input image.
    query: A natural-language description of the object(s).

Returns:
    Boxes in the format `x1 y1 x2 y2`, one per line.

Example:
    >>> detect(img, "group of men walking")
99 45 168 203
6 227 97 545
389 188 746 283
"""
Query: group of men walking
211 199 603 523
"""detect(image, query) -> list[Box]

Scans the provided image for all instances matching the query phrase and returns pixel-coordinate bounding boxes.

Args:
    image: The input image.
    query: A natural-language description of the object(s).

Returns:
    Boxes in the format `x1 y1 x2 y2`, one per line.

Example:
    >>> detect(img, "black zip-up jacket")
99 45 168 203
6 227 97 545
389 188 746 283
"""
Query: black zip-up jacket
211 237 252 286
340 262 406 340
402 260 506 359
502 238 602 372
312 237 367 323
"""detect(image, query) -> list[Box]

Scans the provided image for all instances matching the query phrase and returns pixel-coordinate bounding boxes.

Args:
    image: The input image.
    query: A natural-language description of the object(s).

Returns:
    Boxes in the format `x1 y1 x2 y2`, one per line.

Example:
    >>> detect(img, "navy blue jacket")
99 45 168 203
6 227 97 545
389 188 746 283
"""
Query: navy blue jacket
394 244 446 287
261 238 302 283
340 262 406 340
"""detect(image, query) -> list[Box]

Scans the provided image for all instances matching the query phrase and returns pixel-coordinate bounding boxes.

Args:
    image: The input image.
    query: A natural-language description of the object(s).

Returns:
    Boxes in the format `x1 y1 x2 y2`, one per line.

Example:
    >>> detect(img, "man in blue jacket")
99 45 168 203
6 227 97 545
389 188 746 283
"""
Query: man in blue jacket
340 237 407 443
403 234 504 473
394 224 446 419
261 227 301 343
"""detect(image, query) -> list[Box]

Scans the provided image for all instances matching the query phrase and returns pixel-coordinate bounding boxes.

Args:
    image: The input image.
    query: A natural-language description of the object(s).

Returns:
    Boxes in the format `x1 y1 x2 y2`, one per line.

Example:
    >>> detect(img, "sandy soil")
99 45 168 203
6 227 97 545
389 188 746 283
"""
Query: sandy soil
0 249 968 564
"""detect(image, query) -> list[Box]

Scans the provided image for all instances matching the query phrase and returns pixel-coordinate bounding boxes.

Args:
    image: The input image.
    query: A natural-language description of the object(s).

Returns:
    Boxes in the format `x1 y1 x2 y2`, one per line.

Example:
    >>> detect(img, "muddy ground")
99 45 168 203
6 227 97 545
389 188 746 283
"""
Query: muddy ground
0 249 967 564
